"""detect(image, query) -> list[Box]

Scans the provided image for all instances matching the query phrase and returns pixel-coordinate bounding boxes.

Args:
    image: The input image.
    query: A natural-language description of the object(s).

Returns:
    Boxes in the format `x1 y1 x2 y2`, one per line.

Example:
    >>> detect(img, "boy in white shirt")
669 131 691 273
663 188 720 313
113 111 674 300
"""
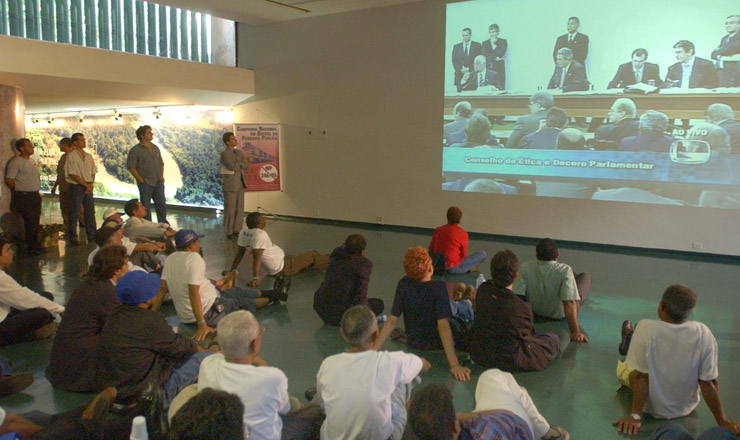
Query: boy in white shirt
317 305 430 440
614 284 740 436
227 212 329 287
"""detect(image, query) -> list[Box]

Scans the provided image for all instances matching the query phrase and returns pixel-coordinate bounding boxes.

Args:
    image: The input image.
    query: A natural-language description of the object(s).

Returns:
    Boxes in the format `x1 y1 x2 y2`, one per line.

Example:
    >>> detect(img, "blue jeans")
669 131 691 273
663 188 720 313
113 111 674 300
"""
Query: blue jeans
447 250 488 274
68 184 96 240
0 355 12 376
137 180 168 224
220 286 260 313
161 351 212 407
649 423 738 440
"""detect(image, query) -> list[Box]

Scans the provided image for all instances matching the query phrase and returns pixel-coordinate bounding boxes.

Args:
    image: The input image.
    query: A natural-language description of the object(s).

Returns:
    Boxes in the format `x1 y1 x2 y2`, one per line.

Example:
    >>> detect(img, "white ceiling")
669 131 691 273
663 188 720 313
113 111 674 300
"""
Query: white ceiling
151 0 426 25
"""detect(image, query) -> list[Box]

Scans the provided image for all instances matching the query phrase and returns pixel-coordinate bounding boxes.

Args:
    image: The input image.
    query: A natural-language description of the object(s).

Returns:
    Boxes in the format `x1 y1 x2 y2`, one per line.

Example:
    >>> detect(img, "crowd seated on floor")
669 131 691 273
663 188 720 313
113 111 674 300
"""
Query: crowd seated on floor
0 204 738 440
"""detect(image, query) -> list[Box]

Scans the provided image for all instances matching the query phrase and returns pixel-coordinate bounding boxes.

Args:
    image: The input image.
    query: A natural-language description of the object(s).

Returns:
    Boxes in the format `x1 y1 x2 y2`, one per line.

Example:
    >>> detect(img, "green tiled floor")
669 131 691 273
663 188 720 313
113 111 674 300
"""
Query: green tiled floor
1 199 739 439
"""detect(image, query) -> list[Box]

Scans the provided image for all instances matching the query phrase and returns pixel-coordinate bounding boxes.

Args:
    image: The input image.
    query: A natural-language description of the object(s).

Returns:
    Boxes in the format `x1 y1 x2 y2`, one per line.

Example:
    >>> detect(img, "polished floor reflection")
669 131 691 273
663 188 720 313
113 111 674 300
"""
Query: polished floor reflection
0 198 739 439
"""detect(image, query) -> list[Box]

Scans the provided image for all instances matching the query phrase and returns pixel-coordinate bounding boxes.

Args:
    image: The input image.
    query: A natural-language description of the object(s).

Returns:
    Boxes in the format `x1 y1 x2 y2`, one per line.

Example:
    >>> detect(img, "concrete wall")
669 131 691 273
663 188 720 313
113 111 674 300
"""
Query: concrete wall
238 1 737 255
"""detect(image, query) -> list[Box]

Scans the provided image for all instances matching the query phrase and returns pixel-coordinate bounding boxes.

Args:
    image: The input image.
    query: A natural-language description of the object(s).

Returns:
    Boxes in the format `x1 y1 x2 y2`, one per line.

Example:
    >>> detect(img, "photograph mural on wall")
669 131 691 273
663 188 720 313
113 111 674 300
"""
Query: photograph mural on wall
28 107 232 208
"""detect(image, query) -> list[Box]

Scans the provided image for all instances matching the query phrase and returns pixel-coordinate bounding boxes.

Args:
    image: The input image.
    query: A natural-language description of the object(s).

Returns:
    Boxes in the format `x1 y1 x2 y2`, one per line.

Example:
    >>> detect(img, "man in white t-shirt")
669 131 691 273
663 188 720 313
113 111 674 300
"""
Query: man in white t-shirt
317 305 430 440
198 310 322 440
513 238 591 342
614 284 740 436
227 212 329 288
408 375 569 440
162 229 286 341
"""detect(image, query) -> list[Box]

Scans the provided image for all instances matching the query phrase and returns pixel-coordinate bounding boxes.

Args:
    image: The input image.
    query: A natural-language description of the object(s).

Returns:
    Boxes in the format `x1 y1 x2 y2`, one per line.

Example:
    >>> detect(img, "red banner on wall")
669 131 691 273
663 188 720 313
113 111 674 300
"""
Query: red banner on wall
234 124 281 192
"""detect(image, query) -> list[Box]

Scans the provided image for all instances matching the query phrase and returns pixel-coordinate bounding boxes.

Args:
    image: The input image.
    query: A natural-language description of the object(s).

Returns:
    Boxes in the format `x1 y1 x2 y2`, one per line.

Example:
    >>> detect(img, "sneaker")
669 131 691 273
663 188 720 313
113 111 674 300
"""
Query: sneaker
619 320 633 356
542 426 570 440
273 275 291 302
33 322 58 340
0 373 34 396
82 387 116 421
304 387 317 402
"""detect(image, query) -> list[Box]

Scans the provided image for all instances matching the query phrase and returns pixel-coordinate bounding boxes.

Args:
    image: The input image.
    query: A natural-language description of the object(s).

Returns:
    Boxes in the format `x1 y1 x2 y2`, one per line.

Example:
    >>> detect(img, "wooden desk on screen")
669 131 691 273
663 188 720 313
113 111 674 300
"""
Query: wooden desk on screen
444 92 740 119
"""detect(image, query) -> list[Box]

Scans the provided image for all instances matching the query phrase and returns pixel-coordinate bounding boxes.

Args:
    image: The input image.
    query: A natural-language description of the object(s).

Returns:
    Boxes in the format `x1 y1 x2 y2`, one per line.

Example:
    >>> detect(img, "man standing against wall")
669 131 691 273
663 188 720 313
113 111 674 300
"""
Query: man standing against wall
5 138 44 256
127 125 167 224
50 138 72 232
220 132 248 237
66 133 97 246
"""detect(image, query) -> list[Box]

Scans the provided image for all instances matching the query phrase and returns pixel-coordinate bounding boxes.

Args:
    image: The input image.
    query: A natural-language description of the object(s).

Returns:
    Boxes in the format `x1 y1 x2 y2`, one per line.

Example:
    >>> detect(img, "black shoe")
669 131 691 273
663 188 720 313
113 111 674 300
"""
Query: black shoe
619 320 633 356
0 373 34 396
273 275 291 302
139 380 167 440
69 239 80 246
304 387 317 402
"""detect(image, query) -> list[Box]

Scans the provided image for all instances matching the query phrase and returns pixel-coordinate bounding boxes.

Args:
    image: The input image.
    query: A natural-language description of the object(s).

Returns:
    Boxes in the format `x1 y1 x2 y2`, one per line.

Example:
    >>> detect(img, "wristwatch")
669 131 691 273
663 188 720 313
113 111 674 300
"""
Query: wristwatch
630 413 642 421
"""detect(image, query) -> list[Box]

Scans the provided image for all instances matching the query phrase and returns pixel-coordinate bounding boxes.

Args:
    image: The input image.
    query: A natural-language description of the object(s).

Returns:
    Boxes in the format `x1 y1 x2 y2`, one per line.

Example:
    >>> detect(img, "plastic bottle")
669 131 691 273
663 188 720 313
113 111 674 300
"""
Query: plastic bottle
130 416 148 440
476 273 486 289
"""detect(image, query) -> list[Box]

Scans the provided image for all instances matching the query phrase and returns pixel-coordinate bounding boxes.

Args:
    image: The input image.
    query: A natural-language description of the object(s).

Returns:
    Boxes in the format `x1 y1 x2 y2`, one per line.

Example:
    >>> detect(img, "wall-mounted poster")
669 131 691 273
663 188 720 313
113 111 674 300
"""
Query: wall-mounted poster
234 124 281 192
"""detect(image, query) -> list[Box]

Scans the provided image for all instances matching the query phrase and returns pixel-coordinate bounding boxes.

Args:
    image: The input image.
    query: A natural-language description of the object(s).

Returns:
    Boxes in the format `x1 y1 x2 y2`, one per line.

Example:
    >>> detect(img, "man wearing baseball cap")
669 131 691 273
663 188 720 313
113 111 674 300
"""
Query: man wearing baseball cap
95 271 212 407
162 229 289 341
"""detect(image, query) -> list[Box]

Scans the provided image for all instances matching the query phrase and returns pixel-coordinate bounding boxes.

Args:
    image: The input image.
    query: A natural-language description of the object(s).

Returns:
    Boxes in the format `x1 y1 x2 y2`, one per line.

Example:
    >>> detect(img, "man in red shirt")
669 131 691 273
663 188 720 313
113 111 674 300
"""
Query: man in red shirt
429 207 487 274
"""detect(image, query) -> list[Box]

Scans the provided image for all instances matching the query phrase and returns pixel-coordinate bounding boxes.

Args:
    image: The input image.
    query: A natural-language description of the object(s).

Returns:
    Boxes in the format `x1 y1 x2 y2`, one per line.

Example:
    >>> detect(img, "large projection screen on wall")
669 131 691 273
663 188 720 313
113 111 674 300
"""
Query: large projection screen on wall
443 0 740 209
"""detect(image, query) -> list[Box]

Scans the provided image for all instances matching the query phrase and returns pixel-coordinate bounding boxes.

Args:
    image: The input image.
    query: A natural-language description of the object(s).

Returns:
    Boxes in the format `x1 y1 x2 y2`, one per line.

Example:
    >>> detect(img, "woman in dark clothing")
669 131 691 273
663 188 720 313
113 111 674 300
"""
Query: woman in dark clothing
470 250 560 372
46 245 128 392
313 234 383 326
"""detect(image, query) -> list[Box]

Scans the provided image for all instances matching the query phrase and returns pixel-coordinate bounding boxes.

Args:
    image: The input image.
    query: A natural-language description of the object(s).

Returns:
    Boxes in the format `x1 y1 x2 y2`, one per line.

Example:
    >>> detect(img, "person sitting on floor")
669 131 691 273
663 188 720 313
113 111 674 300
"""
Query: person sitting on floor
513 238 591 342
408 373 570 440
95 271 213 408
313 234 384 326
47 245 128 392
162 229 288 341
450 282 475 322
123 198 175 241
197 310 322 440
318 305 429 440
429 206 487 274
0 237 63 346
103 206 165 269
169 388 246 440
88 224 152 273
469 250 561 372
613 284 740 436
227 212 329 288
374 246 471 381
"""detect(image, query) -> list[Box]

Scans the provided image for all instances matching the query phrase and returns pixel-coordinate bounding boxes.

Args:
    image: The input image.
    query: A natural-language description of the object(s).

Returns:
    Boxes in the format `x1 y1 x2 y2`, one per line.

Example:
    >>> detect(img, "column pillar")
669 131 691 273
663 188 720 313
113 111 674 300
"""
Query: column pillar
0 85 25 222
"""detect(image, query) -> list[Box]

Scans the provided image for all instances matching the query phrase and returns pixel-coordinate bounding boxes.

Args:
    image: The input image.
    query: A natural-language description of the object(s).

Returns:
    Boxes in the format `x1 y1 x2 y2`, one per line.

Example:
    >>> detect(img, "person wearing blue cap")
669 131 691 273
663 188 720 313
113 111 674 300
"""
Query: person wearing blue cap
162 229 289 341
95 271 213 407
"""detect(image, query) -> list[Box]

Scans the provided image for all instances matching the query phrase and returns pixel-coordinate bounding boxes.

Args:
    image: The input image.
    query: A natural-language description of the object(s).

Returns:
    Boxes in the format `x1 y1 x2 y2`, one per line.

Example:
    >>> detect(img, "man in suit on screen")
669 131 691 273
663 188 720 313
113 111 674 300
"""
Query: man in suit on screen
451 28 482 89
711 15 740 87
458 55 502 92
608 48 662 89
547 47 588 92
481 24 507 89
553 17 589 67
665 40 718 89
506 91 553 149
